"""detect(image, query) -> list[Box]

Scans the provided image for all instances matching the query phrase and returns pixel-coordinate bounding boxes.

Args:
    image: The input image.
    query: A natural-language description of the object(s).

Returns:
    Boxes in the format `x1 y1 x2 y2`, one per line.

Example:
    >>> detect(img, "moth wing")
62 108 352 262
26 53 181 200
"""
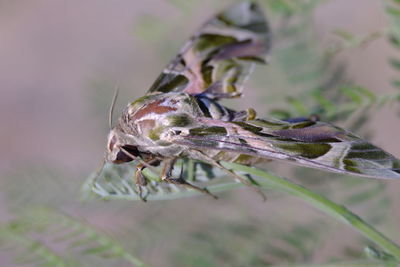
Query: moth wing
171 117 400 179
146 2 271 99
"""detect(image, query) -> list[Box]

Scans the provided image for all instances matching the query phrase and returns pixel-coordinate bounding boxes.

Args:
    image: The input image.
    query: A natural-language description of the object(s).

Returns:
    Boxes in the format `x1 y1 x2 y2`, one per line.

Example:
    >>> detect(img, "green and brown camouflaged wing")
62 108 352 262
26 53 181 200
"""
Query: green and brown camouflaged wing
172 117 400 179
147 1 271 99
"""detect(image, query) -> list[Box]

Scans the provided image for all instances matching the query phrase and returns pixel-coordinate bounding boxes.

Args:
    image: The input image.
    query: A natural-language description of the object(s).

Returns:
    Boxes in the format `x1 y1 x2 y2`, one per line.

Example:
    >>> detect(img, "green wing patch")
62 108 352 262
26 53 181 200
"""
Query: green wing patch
172 118 400 179
147 2 271 99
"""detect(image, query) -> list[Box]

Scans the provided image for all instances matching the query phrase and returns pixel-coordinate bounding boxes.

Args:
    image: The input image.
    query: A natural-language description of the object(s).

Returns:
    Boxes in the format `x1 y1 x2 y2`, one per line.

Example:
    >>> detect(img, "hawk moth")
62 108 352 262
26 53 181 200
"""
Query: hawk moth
99 2 400 201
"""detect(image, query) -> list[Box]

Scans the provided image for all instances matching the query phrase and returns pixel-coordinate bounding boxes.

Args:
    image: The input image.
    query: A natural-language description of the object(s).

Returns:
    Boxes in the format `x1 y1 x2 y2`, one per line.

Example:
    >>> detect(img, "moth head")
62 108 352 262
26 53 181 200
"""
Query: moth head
106 128 140 164
105 86 141 164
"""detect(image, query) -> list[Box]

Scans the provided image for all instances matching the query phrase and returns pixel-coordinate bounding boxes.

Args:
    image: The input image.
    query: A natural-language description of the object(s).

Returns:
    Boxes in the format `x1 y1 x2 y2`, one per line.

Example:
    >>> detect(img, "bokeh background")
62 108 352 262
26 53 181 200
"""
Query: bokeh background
1 0 400 266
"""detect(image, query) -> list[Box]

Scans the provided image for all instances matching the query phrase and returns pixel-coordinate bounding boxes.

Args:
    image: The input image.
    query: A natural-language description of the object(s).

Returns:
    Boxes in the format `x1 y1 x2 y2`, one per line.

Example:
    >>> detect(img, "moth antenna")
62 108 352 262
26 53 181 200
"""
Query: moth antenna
120 147 159 174
109 85 119 129
94 155 106 179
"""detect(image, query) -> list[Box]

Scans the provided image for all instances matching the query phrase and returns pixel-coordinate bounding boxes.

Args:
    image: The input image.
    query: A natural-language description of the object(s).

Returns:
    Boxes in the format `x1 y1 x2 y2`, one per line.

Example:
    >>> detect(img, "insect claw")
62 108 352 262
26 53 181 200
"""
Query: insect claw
162 176 216 199
137 185 147 202
247 183 267 201
259 190 267 202
203 187 218 200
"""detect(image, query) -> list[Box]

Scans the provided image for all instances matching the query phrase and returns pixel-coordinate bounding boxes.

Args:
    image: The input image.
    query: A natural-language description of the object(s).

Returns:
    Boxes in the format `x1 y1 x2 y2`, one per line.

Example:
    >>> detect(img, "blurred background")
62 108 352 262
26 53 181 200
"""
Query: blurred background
1 0 400 266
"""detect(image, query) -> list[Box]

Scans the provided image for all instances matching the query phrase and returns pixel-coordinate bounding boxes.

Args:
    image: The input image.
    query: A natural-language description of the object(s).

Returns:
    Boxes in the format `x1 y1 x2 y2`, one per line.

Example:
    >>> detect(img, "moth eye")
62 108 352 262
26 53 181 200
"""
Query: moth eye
114 145 139 163
115 151 132 163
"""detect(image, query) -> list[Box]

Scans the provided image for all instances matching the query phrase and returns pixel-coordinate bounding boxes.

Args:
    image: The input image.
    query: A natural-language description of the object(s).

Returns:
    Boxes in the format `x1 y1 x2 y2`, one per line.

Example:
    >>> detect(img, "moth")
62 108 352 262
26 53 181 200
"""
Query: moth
99 2 400 201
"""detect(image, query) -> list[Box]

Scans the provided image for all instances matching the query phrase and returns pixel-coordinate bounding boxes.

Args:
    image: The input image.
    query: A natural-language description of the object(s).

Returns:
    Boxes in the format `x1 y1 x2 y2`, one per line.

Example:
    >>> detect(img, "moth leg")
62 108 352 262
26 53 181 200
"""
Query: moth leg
216 162 267 201
191 151 267 201
134 158 160 202
135 164 149 202
161 158 218 199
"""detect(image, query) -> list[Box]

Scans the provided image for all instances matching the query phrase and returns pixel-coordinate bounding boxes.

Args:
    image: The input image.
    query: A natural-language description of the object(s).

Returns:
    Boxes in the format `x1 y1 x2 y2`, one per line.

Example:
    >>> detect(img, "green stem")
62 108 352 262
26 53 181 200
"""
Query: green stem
187 159 195 181
221 161 400 261
123 254 147 267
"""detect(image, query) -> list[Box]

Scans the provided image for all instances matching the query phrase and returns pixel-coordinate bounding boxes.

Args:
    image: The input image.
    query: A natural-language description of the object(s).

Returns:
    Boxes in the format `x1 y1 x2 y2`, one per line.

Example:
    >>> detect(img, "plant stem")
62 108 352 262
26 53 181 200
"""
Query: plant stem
123 254 147 267
221 161 400 261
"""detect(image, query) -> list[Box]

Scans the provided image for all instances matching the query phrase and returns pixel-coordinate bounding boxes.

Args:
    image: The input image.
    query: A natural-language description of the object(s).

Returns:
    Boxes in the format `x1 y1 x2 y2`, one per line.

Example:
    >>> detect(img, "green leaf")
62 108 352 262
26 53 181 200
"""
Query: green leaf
391 79 400 88
268 109 292 119
312 91 337 115
386 6 400 16
389 34 400 48
220 162 400 261
266 0 295 16
341 86 363 104
5 208 146 267
333 29 355 42
389 58 400 70
0 225 70 267
286 96 309 115
365 246 397 262
353 86 377 102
